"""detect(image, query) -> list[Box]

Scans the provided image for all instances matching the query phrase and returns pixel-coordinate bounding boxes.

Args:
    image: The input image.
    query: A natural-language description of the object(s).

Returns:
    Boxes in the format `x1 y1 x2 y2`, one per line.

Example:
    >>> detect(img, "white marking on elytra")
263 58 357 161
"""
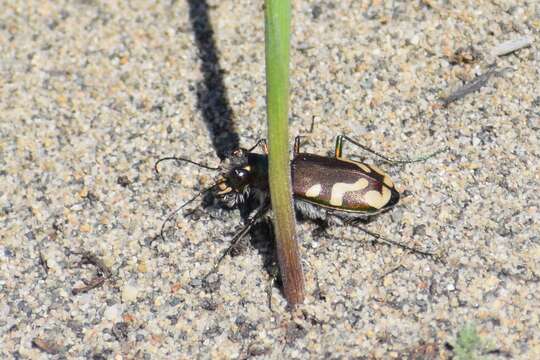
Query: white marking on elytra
384 177 394 187
329 178 369 206
305 184 322 198
368 164 394 187
364 186 392 209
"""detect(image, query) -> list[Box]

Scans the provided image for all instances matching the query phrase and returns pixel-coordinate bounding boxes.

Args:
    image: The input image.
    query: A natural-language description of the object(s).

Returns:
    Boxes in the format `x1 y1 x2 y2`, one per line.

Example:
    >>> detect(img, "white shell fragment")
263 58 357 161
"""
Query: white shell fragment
491 36 534 57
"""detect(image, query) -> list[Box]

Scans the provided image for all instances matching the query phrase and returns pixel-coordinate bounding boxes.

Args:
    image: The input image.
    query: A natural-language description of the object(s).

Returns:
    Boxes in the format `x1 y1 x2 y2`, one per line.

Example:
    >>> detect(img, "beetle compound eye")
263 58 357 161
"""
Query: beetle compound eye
234 169 248 179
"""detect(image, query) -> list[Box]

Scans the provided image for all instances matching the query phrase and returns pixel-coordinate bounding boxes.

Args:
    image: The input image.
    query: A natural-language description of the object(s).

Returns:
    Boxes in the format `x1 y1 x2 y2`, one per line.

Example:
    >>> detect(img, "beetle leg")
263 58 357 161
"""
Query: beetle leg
344 217 441 261
202 202 270 282
293 136 302 155
308 115 316 133
266 261 280 311
334 135 447 164
294 135 317 155
334 135 345 158
311 218 330 238
247 138 268 154
159 185 218 242
294 116 318 155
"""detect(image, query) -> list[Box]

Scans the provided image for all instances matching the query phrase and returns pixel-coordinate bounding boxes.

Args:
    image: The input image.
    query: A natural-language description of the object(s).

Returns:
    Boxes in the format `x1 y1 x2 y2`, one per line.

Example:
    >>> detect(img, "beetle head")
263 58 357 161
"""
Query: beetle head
214 148 254 206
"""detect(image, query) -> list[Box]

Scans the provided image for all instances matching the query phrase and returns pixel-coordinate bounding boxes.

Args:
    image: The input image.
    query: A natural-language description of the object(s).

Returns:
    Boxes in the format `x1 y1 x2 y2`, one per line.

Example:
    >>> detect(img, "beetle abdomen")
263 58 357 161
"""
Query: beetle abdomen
291 153 399 214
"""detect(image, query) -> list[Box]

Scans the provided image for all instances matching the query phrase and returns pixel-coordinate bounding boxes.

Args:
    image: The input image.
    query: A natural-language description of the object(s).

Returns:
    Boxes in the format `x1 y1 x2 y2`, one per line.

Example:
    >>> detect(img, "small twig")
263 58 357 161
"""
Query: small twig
72 276 107 295
441 71 495 106
379 264 407 281
71 251 112 295
78 251 112 278
38 251 49 276
440 68 511 106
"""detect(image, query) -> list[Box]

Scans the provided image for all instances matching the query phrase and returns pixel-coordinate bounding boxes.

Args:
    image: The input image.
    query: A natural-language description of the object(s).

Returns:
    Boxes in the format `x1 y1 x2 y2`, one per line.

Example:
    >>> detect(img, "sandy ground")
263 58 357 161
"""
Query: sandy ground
1 0 539 358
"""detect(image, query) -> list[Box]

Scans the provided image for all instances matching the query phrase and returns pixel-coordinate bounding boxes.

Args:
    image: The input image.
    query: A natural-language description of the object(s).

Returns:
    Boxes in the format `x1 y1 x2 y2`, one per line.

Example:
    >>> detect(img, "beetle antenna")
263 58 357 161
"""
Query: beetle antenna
160 185 217 241
379 146 448 165
342 217 442 261
335 135 447 165
154 156 219 174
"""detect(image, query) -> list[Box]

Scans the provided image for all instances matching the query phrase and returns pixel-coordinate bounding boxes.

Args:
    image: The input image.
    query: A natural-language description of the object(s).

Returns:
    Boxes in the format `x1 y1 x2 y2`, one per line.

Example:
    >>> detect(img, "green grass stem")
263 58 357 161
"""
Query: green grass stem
265 0 305 306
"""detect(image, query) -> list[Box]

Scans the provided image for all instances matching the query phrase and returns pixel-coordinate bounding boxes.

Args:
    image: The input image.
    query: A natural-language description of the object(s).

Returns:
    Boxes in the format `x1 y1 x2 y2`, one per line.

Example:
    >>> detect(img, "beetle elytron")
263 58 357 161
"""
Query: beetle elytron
156 135 444 272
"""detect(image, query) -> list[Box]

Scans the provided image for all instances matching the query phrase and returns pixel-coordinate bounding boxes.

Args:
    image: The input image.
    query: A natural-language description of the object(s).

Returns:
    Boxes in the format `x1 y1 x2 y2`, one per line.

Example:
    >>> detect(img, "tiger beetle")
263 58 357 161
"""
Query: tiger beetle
155 135 445 278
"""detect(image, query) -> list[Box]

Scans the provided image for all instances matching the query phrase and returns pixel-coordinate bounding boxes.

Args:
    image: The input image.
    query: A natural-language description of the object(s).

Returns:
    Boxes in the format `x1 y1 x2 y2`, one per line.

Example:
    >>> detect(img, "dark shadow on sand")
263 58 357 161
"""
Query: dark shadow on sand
187 0 239 159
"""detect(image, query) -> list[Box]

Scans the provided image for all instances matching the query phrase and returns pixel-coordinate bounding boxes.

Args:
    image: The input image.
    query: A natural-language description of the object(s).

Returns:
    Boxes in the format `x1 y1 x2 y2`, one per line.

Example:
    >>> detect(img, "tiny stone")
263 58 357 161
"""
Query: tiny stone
121 284 139 303
104 304 123 322
312 5 323 19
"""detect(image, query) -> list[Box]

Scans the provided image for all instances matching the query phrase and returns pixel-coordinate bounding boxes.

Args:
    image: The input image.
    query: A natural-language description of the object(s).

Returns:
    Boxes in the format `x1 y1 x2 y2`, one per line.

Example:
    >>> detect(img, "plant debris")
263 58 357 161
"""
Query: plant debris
440 68 511 106
32 337 60 355
491 36 533 57
71 251 112 295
